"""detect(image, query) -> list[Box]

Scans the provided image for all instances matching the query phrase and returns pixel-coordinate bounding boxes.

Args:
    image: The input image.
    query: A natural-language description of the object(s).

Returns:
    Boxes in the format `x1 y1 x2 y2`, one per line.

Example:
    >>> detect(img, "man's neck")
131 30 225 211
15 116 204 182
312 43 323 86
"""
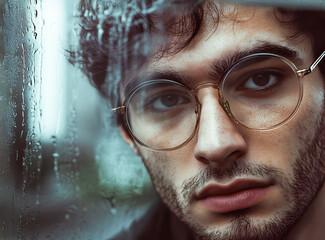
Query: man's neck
286 182 325 240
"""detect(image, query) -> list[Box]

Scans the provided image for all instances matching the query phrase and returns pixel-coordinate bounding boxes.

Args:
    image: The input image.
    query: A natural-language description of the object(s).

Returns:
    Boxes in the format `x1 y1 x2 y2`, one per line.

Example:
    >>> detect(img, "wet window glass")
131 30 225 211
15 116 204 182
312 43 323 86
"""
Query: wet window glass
0 0 155 239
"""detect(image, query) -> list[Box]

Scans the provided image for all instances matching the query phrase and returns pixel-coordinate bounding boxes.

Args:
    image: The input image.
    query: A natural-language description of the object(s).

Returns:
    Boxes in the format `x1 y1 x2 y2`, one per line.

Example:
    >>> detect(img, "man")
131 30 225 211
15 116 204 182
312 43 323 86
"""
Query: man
71 0 325 239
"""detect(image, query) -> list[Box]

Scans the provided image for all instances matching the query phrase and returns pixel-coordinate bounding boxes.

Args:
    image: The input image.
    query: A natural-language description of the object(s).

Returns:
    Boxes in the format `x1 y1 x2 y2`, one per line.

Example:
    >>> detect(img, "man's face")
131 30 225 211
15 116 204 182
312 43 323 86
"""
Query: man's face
121 4 325 240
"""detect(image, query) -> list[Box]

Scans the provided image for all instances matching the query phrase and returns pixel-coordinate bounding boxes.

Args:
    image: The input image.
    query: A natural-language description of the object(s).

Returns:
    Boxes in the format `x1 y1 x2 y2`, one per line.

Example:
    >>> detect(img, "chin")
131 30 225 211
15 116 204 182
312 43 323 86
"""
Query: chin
184 210 295 240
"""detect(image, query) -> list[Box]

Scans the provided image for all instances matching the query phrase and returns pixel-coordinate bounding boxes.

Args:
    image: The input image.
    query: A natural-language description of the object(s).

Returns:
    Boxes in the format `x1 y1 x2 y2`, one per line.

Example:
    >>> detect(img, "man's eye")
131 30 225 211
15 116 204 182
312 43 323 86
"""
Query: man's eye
146 93 191 111
238 71 283 91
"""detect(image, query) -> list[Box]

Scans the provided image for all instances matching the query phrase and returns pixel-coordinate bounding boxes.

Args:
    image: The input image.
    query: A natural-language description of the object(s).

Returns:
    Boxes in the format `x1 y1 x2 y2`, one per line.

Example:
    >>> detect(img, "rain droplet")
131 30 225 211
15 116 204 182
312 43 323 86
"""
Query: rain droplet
110 208 117 214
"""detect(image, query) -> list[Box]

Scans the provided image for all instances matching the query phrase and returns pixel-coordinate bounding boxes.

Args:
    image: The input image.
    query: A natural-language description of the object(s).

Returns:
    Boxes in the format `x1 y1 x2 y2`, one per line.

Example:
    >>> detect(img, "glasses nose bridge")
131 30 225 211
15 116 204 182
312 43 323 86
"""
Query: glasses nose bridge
192 82 221 103
191 82 232 118
192 82 220 95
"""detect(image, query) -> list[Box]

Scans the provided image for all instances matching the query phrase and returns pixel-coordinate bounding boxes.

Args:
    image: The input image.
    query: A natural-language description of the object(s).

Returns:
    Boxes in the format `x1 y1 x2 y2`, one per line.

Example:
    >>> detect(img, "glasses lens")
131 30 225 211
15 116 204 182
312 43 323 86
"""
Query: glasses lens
222 55 301 129
126 81 198 150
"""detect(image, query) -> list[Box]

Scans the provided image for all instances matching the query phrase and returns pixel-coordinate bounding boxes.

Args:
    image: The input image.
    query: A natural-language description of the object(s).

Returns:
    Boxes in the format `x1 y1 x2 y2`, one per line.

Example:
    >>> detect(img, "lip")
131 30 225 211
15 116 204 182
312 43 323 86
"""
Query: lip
196 179 273 213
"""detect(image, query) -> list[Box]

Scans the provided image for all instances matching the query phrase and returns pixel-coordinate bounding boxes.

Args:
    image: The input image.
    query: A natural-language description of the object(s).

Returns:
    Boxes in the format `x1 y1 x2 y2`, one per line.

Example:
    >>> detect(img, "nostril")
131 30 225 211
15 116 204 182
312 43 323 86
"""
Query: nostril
195 147 246 166
196 155 210 165
226 150 245 162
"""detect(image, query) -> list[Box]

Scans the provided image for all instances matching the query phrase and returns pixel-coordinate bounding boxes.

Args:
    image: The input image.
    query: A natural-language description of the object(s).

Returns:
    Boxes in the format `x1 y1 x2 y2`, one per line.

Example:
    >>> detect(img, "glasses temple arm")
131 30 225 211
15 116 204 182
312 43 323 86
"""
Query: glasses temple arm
111 106 126 114
297 51 325 77
310 51 325 72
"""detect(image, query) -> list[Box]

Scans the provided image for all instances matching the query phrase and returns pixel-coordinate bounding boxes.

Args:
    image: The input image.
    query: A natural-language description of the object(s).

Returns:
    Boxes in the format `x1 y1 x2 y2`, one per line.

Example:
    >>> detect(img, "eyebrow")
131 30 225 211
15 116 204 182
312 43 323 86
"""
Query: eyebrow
124 42 302 96
211 42 302 77
124 70 193 97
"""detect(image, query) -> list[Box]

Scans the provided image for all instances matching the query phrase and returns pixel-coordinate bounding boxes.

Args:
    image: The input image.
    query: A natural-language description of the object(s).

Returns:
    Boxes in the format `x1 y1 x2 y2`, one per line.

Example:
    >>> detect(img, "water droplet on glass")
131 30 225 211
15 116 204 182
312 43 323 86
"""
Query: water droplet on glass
110 208 117 214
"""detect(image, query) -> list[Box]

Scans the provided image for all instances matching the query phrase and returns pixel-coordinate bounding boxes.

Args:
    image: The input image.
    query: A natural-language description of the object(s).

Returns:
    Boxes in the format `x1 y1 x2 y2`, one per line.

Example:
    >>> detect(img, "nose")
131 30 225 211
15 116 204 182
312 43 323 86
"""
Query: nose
194 88 247 166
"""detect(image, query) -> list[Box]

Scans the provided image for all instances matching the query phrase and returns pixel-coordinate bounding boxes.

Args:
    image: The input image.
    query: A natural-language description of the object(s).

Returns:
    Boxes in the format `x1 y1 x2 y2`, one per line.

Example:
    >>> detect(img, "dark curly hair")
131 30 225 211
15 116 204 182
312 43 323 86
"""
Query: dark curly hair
69 0 325 111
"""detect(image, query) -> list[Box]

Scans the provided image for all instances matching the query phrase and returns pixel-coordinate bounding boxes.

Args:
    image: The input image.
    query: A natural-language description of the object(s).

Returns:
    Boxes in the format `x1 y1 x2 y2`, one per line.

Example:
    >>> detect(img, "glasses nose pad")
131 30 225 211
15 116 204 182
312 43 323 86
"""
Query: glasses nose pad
193 95 201 114
222 99 231 113
195 106 199 114
221 99 240 125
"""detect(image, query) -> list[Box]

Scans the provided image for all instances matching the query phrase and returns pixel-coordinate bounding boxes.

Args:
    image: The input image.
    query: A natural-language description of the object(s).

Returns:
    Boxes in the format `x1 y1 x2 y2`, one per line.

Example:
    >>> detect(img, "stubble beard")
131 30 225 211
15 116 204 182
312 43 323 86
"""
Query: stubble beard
142 105 325 240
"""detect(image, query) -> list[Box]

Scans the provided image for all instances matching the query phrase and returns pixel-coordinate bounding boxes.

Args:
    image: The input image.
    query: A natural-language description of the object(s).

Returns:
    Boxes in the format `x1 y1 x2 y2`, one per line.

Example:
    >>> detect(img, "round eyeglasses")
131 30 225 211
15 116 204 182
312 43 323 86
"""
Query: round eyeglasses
113 52 325 151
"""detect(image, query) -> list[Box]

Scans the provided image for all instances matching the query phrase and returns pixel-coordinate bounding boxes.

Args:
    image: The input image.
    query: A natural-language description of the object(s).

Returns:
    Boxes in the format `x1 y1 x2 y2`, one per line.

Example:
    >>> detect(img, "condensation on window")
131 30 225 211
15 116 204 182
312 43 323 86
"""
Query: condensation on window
0 0 156 239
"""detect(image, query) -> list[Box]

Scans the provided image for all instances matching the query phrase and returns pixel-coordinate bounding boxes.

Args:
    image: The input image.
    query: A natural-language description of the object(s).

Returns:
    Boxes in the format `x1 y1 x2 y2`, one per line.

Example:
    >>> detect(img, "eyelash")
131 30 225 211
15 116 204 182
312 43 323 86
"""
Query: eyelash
236 69 285 92
144 91 189 112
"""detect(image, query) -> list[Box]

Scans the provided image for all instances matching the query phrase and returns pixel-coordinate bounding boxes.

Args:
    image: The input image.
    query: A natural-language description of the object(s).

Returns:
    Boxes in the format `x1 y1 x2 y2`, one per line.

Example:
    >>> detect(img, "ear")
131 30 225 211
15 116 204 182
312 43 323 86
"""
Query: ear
119 125 140 155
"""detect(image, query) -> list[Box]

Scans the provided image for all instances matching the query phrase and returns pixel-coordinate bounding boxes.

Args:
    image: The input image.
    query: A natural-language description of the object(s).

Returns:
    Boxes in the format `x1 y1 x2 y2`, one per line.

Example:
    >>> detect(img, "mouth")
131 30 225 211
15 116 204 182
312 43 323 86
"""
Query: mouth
196 179 273 213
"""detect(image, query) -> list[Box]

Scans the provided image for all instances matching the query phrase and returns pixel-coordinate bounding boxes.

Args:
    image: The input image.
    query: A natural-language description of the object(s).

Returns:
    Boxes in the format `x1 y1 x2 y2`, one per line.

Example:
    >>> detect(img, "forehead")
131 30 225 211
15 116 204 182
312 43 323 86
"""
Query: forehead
122 3 309 92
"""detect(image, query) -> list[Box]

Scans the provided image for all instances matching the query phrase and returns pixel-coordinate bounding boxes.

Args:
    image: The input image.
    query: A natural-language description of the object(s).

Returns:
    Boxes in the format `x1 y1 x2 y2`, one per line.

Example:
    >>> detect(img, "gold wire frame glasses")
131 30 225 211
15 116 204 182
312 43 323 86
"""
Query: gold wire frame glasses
112 51 325 151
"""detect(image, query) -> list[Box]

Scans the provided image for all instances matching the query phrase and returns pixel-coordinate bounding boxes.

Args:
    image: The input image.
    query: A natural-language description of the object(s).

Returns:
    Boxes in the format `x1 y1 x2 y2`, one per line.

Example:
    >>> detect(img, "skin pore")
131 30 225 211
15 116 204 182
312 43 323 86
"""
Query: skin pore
120 3 325 240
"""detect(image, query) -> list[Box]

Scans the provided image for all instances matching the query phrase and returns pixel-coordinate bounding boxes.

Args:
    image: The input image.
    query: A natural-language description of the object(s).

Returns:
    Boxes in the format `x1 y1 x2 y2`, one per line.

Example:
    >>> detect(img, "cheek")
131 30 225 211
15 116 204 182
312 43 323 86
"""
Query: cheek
139 147 198 194
304 72 325 111
140 150 179 188
247 73 324 173
244 130 298 175
297 71 324 144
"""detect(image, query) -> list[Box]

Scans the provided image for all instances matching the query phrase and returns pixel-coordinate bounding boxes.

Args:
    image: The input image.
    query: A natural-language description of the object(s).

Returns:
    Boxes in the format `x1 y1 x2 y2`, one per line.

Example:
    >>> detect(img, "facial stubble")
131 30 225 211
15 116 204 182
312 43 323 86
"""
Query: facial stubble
140 105 325 240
